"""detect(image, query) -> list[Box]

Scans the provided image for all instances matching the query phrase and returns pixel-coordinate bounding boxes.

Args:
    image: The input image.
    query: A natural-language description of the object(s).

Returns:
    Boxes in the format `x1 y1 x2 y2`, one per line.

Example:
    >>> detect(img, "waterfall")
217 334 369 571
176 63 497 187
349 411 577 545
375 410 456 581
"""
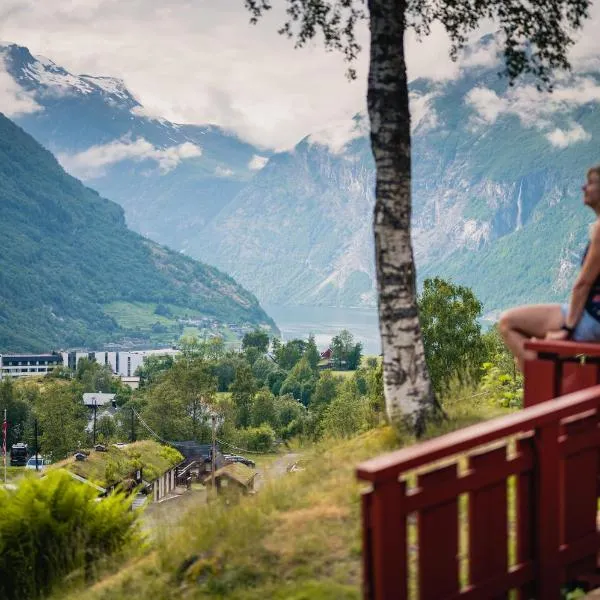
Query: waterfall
515 179 523 231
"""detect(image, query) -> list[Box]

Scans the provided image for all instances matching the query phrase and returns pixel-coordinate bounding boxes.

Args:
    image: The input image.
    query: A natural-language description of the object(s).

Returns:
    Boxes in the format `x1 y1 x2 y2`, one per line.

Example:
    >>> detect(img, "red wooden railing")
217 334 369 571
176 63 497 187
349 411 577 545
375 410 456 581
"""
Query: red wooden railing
357 340 600 600
524 340 600 407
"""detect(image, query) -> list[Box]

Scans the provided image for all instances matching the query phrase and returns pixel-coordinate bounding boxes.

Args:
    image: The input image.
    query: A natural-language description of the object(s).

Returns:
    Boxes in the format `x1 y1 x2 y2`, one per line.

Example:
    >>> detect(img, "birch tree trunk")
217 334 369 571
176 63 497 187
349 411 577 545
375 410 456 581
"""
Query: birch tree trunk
367 0 438 435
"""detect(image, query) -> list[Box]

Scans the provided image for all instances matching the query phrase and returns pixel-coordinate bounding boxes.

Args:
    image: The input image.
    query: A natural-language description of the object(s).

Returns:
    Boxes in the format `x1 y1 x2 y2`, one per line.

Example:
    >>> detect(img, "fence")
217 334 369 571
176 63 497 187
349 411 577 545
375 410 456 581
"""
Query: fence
356 340 600 600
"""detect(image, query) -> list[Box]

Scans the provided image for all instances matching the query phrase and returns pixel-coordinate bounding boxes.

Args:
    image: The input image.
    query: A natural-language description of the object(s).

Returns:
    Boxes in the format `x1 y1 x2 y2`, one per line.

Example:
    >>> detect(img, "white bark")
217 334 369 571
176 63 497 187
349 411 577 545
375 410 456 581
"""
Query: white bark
367 0 438 435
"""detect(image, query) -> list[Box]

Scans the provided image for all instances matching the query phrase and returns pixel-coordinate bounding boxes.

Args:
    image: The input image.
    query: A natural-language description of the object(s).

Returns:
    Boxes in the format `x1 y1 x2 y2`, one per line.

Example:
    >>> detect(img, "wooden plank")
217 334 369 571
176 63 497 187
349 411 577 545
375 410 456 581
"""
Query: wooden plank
535 422 562 600
356 384 600 484
370 478 407 600
361 489 374 600
469 446 509 599
418 464 460 600
562 414 599 580
562 362 599 396
516 437 536 600
524 340 600 357
404 451 533 513
524 358 557 407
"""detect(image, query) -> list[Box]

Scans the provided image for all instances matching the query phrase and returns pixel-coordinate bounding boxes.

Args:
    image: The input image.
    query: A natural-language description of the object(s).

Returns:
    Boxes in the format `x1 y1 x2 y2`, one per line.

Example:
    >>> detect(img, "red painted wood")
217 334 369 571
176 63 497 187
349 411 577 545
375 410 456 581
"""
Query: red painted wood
370 478 407 600
561 362 598 396
535 422 562 600
356 385 600 483
356 381 600 600
524 339 600 357
524 358 557 407
469 446 509 599
403 452 533 514
516 437 536 600
417 464 460 600
561 413 599 580
361 490 374 600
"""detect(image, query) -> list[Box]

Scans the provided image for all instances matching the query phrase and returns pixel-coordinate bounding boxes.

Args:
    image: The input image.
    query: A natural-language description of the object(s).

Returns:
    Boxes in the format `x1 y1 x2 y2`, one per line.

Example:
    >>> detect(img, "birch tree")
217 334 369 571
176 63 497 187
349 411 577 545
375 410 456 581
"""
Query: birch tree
244 0 591 435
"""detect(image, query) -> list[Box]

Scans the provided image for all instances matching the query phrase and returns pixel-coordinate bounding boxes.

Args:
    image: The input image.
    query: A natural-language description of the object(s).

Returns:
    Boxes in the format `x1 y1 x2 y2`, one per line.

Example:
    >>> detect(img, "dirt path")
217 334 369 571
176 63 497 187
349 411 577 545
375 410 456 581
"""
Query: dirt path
254 452 301 490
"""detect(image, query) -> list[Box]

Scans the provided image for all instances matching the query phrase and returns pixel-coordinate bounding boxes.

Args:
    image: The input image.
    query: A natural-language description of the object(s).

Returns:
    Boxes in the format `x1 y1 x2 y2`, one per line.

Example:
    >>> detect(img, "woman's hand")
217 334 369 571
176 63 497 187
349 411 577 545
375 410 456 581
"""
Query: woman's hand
545 329 570 341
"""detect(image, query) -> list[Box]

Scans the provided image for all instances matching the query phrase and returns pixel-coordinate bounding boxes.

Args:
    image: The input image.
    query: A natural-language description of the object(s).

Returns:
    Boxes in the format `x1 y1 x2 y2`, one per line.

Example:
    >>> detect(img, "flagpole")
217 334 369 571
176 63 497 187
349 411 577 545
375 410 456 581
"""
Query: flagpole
3 409 7 485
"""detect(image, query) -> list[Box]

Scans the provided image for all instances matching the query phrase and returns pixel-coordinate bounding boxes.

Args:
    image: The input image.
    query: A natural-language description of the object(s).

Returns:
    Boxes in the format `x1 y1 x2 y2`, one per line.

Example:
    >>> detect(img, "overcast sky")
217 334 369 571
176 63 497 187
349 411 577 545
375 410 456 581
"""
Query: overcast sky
0 0 598 150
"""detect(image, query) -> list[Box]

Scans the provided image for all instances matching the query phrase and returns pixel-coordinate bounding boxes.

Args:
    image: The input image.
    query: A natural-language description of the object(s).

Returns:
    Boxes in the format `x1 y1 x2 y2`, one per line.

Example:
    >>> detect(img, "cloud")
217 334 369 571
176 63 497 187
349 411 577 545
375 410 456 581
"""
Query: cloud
466 77 600 135
0 52 42 116
57 137 201 179
248 154 268 170
0 1 597 148
465 87 508 124
214 165 234 177
308 113 369 154
546 123 592 148
409 91 439 132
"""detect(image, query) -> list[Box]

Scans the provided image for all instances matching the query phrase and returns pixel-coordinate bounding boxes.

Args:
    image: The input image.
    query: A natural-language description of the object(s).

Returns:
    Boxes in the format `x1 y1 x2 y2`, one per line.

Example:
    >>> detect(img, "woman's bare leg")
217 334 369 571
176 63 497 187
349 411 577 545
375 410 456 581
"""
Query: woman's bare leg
498 304 564 371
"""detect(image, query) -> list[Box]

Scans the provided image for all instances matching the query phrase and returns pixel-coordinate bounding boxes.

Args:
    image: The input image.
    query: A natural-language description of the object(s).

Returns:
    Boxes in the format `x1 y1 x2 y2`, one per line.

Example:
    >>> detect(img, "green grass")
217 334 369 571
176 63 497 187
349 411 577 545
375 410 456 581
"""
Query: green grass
52 389 515 600
103 302 178 329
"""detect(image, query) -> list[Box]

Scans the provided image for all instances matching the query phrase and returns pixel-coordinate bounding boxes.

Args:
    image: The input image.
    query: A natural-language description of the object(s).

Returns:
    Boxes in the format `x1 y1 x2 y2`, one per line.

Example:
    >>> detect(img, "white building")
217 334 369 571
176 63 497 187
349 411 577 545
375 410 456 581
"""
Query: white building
0 353 63 379
62 348 180 378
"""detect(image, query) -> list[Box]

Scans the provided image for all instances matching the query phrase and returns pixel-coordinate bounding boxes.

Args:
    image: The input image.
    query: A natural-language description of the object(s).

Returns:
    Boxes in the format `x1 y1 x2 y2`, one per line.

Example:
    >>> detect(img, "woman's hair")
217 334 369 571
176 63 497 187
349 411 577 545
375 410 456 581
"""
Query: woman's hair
587 164 600 179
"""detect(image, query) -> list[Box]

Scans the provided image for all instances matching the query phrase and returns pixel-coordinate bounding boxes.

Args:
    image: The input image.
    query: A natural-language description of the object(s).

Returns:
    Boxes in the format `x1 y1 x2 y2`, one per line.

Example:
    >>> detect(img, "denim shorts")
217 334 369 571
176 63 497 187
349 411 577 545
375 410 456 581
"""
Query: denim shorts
561 304 600 341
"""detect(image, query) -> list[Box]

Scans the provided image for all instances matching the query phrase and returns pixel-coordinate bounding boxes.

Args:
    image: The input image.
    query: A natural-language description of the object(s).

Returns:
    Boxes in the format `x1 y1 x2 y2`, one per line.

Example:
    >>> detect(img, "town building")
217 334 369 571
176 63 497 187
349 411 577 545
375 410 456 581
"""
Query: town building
0 353 63 379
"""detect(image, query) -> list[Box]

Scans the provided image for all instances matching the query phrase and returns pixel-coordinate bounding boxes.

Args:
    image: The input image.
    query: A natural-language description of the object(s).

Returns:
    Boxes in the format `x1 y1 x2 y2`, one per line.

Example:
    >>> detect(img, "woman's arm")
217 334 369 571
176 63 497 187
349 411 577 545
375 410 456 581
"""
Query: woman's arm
565 221 600 328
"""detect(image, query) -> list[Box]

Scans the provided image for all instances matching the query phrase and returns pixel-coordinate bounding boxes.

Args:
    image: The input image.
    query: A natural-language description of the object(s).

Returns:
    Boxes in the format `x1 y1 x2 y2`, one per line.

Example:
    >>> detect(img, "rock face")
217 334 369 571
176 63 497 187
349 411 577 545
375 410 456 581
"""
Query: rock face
4 39 600 314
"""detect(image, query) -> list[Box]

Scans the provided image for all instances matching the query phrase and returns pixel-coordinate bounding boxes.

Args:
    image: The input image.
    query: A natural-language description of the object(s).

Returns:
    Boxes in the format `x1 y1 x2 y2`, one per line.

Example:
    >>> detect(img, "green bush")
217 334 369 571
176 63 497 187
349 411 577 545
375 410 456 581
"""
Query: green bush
0 470 139 600
236 424 276 452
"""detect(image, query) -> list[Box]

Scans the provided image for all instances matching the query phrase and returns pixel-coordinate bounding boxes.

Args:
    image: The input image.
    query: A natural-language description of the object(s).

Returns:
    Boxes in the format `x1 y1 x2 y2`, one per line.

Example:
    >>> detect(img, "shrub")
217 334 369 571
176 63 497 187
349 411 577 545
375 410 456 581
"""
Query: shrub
0 470 139 600
236 424 276 452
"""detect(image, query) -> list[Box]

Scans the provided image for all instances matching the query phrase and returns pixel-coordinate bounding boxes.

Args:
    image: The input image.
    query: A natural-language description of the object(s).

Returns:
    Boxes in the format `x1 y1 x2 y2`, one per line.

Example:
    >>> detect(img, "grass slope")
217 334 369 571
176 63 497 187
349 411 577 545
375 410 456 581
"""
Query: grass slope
0 114 276 352
55 394 512 600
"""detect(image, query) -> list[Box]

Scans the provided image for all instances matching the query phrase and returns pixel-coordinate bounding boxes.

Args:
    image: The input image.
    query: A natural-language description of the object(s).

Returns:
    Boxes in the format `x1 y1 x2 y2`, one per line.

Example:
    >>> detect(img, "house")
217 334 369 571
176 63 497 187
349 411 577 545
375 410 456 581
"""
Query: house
318 347 333 370
208 462 257 495
82 392 116 407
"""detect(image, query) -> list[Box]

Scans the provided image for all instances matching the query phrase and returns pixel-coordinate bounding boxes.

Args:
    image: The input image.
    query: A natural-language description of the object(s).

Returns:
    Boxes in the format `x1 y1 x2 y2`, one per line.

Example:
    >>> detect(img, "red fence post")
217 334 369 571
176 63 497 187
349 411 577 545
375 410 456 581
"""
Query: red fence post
370 479 407 600
535 422 562 599
361 489 374 600
469 446 509 598
524 356 557 407
417 464 460 599
517 436 536 600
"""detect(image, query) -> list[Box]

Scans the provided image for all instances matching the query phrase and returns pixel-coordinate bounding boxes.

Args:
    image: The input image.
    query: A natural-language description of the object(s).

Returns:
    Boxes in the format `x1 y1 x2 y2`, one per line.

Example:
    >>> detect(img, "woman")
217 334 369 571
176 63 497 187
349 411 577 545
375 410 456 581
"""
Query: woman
499 165 600 371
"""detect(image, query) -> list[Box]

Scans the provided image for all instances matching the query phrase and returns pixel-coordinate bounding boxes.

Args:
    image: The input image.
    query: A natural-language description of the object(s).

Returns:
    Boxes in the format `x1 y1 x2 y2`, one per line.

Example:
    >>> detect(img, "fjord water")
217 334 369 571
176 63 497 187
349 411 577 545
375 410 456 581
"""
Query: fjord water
265 304 381 355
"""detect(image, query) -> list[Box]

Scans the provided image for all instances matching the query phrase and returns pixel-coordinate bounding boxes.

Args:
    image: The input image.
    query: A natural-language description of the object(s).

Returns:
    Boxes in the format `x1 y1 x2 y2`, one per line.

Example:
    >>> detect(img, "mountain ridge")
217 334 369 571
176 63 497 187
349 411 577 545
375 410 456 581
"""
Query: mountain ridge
3 39 600 315
0 112 277 352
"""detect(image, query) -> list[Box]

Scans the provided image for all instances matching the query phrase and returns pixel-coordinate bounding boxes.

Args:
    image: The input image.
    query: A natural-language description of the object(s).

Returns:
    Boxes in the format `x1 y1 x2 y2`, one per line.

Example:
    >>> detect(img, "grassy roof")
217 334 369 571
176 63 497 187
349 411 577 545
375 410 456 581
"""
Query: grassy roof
214 462 256 487
48 440 183 488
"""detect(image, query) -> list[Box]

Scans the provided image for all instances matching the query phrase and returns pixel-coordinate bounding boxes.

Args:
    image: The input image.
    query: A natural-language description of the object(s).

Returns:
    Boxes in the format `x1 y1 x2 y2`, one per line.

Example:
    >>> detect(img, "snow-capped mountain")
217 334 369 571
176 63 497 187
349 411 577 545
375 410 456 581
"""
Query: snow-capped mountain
3 39 600 314
1 43 266 251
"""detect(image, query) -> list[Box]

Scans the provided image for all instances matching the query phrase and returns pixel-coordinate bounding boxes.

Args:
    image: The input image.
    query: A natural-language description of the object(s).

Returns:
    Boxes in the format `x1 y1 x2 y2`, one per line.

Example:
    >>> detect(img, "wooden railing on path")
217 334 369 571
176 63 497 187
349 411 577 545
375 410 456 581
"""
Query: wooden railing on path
357 340 600 600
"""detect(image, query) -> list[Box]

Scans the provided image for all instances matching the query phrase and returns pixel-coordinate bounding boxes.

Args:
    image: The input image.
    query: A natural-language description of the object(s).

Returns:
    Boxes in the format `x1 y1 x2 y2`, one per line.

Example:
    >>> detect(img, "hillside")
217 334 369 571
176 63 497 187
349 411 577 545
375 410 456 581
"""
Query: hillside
4 38 599 313
0 113 276 352
1 43 265 254
50 395 513 600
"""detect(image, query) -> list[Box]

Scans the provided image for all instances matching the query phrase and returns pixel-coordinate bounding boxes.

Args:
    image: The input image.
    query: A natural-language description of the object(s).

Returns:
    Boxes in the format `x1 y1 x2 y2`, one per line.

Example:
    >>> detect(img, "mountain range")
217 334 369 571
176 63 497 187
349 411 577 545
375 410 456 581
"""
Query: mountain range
2 39 599 316
0 113 276 352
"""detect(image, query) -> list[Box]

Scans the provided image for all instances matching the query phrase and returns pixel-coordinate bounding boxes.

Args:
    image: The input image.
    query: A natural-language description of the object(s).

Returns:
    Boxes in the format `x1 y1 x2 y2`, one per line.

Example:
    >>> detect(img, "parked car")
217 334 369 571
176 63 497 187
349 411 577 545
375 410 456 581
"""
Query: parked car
224 454 255 468
25 455 50 471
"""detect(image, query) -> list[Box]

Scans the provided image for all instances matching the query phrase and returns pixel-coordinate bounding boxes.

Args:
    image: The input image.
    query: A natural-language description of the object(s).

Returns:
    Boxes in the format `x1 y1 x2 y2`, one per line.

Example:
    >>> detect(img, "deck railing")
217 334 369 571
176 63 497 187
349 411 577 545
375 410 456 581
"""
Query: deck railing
357 340 600 600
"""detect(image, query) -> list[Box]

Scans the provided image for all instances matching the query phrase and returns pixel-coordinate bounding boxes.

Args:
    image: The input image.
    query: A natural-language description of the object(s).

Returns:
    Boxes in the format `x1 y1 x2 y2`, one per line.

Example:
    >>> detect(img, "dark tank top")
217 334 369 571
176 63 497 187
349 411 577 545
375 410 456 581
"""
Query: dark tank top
582 242 600 322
